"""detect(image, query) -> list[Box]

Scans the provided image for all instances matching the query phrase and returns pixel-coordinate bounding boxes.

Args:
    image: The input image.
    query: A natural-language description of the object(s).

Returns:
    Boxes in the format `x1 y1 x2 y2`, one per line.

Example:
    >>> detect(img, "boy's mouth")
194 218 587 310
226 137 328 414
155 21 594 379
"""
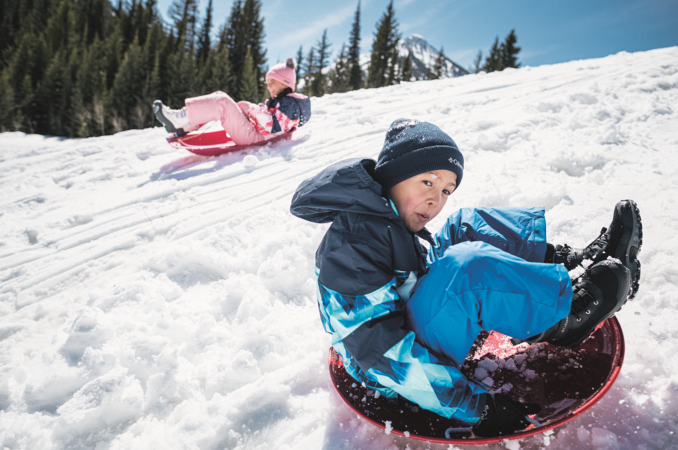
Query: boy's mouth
416 213 430 222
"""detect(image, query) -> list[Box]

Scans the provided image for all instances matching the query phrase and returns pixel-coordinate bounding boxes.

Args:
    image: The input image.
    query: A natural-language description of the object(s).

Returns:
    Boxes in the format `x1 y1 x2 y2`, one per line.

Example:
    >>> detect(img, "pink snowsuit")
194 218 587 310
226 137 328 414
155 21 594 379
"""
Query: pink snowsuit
185 91 310 145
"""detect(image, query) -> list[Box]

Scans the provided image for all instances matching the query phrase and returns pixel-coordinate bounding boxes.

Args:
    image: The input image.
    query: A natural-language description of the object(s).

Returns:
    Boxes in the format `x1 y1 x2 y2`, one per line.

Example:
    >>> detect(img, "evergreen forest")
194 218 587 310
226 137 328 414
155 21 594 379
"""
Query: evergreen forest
0 0 266 137
0 0 520 137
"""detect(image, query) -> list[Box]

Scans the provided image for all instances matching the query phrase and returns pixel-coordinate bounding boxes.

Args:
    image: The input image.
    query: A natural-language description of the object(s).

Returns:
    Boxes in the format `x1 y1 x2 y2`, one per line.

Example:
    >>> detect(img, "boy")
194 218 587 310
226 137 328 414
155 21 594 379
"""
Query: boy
290 119 641 437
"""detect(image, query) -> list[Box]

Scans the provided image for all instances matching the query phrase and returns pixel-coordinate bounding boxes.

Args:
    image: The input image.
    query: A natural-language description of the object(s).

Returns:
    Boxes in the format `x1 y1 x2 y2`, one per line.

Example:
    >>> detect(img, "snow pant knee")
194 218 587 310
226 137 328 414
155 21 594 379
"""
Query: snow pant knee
406 241 572 366
185 91 264 145
430 207 548 264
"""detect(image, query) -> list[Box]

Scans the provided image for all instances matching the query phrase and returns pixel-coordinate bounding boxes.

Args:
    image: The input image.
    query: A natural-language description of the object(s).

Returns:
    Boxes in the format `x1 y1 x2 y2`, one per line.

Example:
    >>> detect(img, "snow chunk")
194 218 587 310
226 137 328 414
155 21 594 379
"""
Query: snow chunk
591 427 619 449
504 439 522 450
384 420 392 434
243 155 259 167
478 359 499 372
481 377 494 387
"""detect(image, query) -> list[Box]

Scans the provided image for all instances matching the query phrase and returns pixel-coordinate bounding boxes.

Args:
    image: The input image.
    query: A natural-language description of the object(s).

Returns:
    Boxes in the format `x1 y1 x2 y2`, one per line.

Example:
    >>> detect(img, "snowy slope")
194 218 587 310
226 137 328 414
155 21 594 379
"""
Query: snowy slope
1 47 677 450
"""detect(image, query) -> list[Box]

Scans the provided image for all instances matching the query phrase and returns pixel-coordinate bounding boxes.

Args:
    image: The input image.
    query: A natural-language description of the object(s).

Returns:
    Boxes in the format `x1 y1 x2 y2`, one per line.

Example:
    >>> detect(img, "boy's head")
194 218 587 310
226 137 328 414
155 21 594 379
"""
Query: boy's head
374 119 464 232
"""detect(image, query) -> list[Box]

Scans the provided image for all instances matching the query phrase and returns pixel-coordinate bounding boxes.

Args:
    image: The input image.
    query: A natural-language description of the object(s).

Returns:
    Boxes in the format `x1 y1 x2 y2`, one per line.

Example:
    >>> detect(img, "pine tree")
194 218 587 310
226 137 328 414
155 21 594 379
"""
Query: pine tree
77 0 109 45
303 47 315 96
207 44 233 93
196 0 213 67
310 29 331 97
169 0 198 47
167 43 197 107
222 0 266 101
501 29 521 69
482 37 503 73
295 45 303 87
329 44 350 94
472 50 483 73
366 0 399 89
241 0 266 98
34 50 67 134
0 0 267 137
0 72 13 131
348 1 362 90
152 29 175 104
223 0 244 94
239 49 258 102
44 0 78 56
65 46 87 137
110 36 145 129
386 43 399 85
432 47 446 80
401 50 413 82
76 39 106 136
141 22 164 82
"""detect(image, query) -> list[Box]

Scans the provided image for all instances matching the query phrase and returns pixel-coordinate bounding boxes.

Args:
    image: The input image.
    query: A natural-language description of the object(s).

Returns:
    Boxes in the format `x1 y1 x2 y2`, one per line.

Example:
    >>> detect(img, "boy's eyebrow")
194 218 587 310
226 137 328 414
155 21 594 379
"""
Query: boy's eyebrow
427 171 456 187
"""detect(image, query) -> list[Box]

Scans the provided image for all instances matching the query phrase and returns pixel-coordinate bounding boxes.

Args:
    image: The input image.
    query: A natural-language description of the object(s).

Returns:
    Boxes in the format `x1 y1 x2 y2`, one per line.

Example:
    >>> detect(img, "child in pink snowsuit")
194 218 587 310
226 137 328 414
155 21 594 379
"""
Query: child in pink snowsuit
153 58 311 145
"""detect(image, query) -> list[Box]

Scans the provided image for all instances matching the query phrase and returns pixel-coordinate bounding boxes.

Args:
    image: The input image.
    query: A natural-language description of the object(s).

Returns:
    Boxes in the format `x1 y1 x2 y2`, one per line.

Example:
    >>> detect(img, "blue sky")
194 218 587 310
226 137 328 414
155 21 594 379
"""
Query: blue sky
156 0 678 71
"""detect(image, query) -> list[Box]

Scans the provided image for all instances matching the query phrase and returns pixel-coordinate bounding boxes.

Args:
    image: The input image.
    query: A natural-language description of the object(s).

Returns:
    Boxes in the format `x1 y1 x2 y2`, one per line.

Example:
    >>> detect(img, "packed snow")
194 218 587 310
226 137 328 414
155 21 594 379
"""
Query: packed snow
1 46 678 450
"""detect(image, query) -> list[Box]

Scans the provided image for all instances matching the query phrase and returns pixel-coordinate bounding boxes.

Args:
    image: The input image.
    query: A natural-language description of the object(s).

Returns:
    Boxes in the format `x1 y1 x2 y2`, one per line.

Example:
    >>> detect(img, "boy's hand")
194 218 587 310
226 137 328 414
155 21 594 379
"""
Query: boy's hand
472 393 542 437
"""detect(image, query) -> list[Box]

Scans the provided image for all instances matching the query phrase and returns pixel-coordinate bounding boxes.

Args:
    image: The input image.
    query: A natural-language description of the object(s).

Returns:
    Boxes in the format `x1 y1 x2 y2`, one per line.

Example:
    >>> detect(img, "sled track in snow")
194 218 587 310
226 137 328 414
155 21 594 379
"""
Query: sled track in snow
0 56 666 311
0 47 677 450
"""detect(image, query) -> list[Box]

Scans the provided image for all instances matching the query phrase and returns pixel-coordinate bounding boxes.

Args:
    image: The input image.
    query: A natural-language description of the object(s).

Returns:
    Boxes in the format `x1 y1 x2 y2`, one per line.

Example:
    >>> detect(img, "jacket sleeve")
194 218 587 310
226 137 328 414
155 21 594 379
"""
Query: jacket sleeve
318 219 487 424
246 98 301 135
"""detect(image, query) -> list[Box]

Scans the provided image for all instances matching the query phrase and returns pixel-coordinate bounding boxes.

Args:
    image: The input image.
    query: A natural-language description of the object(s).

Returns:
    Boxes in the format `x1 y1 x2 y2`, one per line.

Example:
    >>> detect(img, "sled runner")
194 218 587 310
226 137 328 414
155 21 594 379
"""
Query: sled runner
329 316 625 445
166 128 296 157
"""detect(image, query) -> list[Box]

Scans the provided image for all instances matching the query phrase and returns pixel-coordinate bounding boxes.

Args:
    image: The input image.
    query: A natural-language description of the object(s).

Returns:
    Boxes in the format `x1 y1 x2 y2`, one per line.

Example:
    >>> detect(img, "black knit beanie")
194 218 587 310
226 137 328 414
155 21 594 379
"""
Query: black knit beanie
374 119 464 190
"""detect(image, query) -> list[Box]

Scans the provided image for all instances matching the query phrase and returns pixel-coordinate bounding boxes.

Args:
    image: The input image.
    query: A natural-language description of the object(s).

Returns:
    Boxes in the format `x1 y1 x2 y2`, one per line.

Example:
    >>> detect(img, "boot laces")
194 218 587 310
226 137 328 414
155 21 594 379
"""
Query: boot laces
584 227 610 259
571 287 598 321
165 106 186 119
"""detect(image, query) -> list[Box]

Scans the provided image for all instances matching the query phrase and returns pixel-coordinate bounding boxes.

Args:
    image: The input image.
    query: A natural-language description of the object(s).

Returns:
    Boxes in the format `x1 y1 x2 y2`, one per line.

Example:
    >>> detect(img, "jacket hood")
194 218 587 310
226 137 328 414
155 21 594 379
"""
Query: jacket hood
290 158 398 223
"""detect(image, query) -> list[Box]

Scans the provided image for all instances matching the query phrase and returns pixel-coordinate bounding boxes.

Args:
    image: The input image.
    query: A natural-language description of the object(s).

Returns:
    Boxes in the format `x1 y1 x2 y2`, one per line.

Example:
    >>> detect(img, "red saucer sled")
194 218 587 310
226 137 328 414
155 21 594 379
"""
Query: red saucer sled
329 317 625 445
166 128 296 156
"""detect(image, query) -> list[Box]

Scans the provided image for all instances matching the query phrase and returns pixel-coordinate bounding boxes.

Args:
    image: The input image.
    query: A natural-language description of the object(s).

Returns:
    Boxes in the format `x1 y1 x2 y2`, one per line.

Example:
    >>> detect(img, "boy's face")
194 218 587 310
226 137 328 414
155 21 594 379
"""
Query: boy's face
389 170 458 232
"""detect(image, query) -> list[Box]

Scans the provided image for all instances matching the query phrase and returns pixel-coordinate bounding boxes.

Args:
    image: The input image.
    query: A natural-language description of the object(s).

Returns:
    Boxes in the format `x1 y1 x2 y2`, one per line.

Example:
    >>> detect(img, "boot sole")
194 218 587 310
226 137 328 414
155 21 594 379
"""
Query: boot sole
612 200 642 301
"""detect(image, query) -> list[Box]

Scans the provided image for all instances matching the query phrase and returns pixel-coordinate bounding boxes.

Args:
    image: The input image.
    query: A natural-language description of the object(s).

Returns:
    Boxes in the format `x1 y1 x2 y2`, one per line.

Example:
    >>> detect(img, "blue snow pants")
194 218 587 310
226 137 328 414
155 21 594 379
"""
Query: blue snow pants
406 207 573 366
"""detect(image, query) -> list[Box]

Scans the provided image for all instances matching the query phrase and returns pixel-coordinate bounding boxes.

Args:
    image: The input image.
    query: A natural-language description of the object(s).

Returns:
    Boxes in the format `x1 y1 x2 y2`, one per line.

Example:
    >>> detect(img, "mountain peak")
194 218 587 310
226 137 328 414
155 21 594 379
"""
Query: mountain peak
397 34 469 80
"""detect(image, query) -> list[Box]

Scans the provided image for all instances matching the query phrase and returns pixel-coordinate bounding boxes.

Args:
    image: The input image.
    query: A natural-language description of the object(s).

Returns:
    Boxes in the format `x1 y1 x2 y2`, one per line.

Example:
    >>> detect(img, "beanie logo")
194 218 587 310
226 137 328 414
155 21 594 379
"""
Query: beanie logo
449 158 464 170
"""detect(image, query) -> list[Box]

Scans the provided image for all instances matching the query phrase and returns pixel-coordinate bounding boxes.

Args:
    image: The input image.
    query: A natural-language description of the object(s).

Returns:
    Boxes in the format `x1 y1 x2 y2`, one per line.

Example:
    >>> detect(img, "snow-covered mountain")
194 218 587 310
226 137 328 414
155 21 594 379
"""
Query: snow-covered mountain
0 47 677 449
355 34 468 80
397 34 469 79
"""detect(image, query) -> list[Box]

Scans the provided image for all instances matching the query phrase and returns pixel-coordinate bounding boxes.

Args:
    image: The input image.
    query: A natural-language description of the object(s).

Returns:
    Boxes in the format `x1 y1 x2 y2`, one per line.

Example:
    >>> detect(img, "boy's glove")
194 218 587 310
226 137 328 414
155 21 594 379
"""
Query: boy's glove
472 393 542 437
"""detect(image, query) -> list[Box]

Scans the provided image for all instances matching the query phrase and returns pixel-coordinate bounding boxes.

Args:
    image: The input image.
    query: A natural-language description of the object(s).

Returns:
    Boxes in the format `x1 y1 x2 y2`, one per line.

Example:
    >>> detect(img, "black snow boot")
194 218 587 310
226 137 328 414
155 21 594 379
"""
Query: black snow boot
542 259 631 348
546 200 642 299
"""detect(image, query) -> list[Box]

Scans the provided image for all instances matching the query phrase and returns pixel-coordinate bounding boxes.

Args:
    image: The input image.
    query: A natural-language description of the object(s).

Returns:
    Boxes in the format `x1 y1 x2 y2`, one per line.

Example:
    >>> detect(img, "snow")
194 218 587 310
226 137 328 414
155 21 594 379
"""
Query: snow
1 46 678 449
396 35 468 79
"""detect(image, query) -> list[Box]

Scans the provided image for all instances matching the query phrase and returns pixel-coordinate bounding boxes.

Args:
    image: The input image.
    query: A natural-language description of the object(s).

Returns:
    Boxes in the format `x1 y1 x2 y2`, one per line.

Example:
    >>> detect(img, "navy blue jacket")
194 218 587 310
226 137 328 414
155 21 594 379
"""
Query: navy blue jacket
290 158 487 423
244 93 311 135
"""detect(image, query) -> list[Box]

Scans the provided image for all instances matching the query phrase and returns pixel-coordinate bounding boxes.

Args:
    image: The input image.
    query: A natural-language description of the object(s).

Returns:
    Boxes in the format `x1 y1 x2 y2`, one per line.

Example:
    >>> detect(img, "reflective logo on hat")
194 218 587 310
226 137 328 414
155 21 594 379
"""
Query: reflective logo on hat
449 158 464 169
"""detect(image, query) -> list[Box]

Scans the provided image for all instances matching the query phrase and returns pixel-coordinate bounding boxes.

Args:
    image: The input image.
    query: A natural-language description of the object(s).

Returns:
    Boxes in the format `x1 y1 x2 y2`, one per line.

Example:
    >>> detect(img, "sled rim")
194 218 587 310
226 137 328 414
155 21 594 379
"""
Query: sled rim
166 128 296 156
329 316 625 445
